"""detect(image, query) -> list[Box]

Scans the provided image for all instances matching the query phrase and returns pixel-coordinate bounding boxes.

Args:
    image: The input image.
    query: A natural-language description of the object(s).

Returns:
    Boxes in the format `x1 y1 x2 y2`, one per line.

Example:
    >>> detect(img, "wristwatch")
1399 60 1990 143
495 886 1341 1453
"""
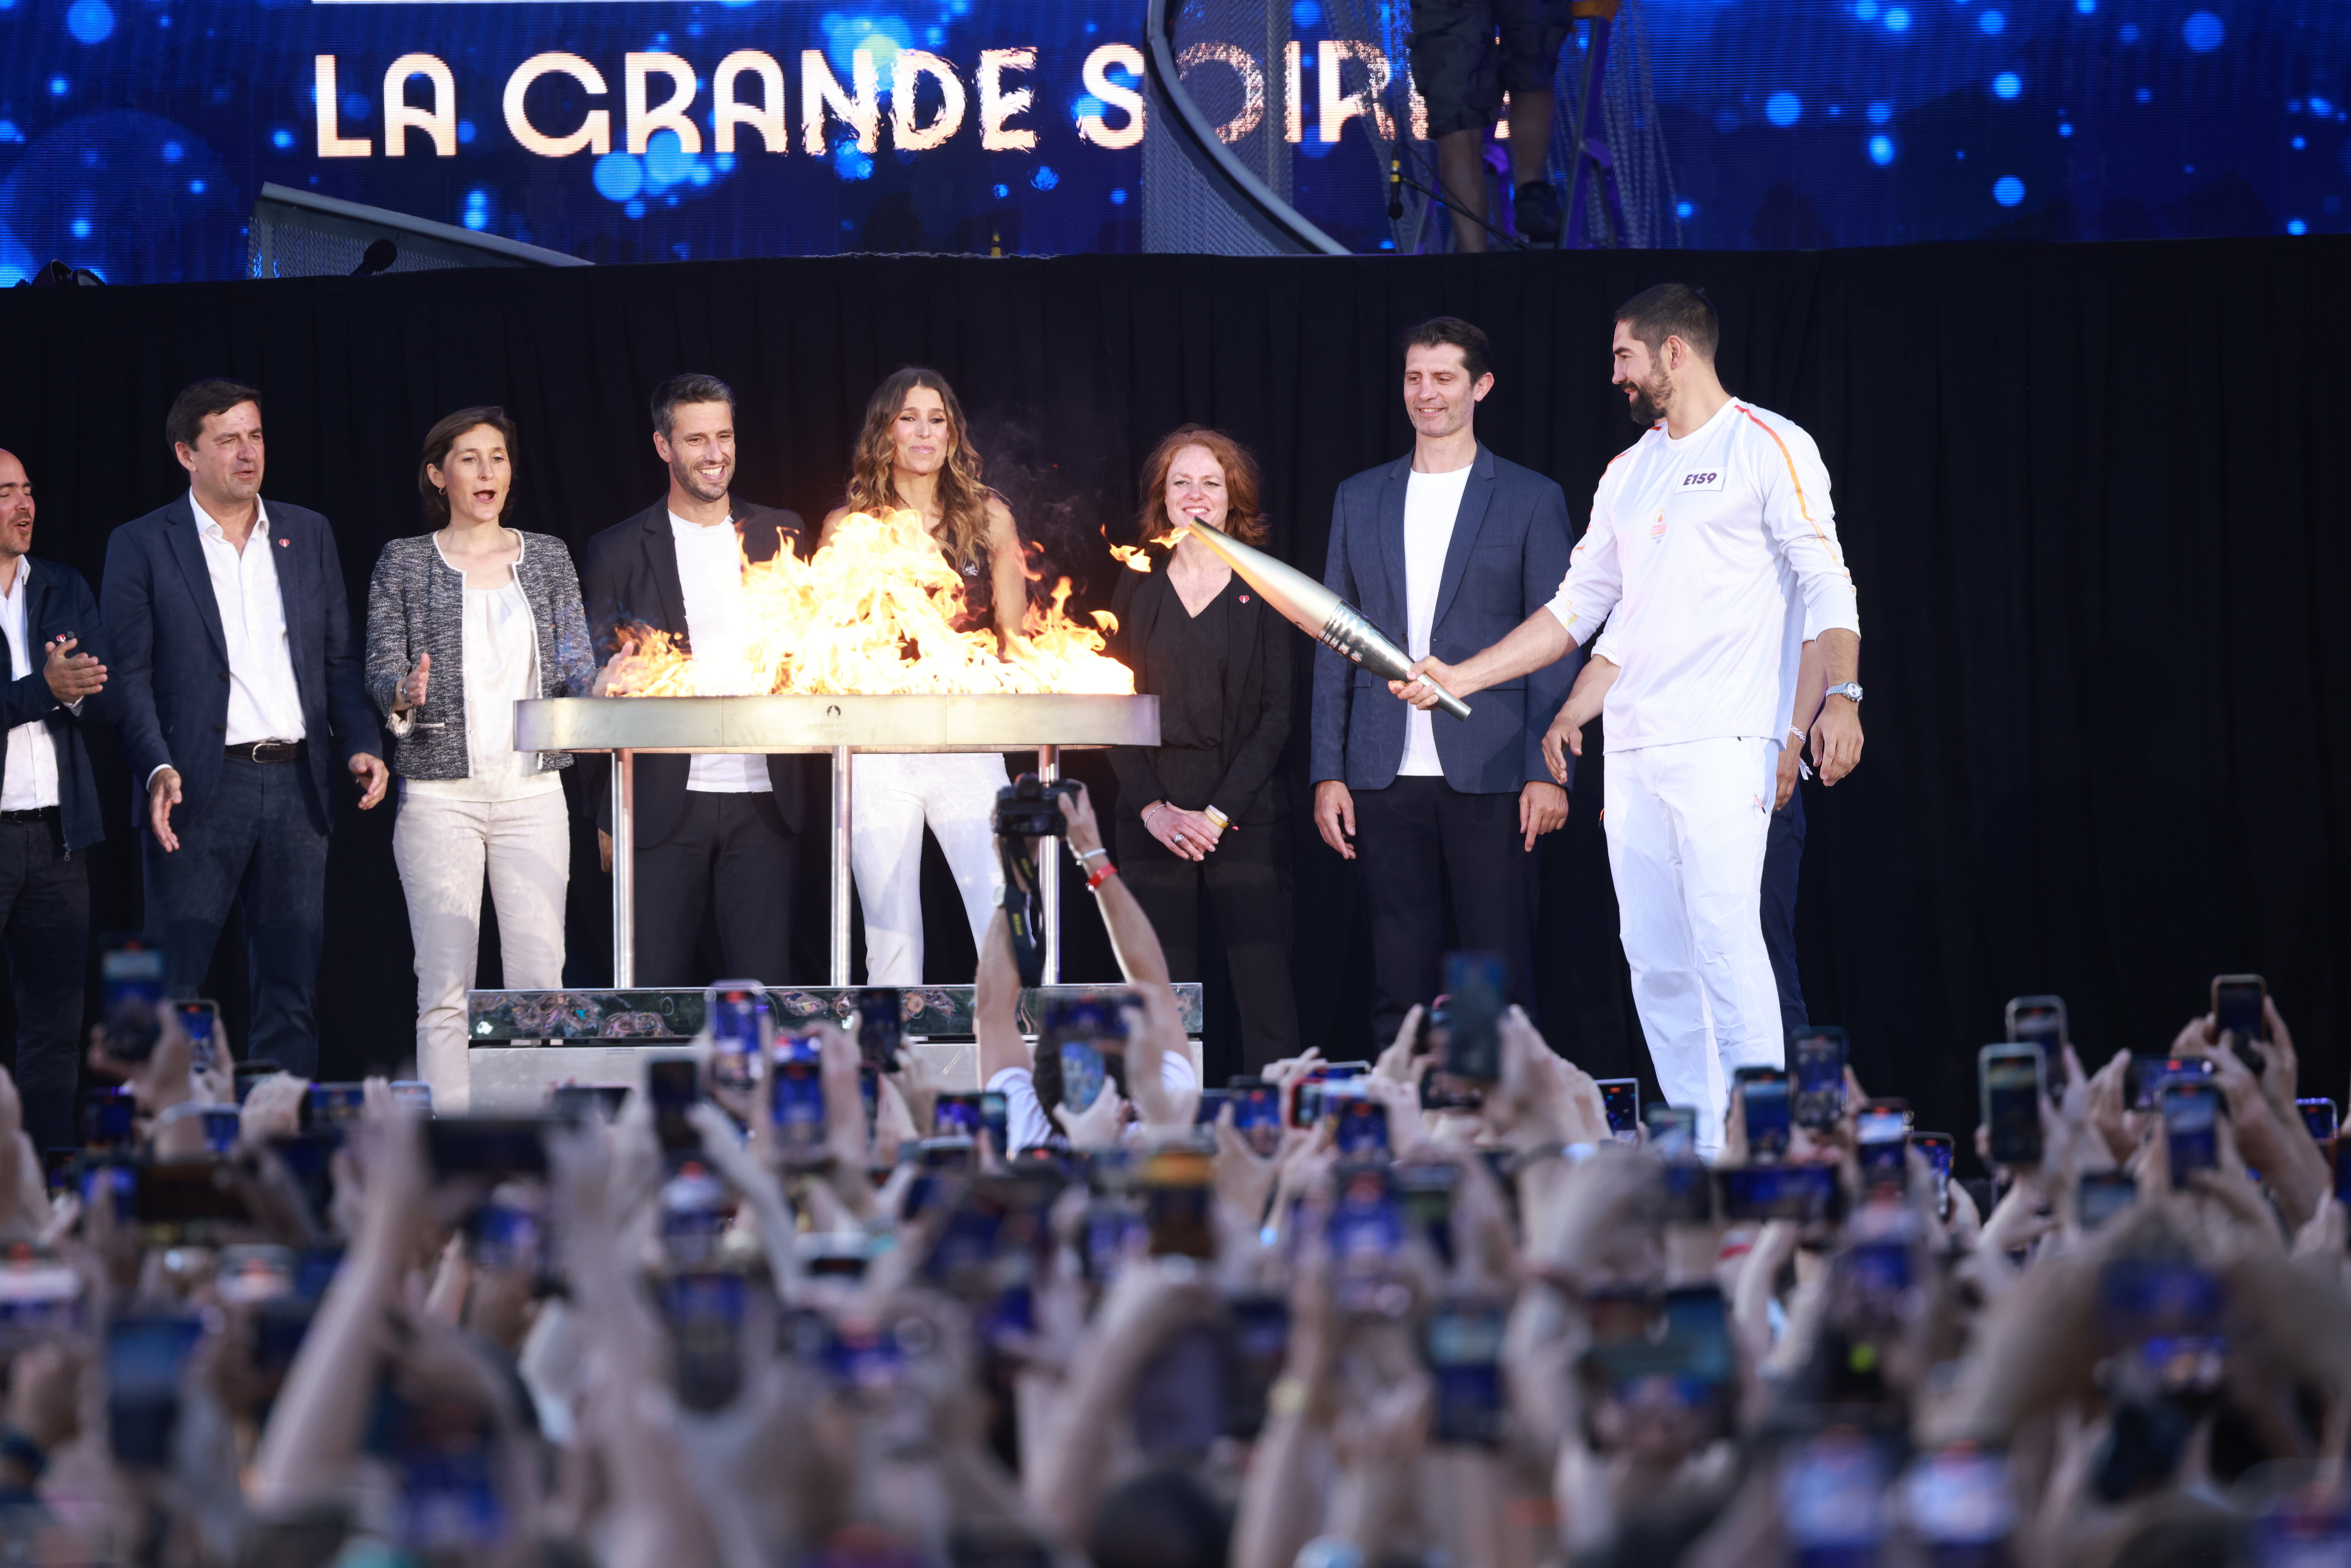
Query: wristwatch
1825 682 1864 704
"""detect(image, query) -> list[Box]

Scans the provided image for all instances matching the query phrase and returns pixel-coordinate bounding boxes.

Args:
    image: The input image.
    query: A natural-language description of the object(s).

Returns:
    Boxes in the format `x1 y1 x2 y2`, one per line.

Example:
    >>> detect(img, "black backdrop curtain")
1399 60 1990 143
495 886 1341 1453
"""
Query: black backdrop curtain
1 236 2344 1152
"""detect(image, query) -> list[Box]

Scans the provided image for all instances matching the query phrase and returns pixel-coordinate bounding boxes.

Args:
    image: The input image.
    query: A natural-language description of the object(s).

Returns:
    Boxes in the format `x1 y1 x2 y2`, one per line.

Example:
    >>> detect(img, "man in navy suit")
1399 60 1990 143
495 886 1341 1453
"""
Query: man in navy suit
1310 318 1578 1045
102 379 387 1078
581 373 810 985
0 450 114 1151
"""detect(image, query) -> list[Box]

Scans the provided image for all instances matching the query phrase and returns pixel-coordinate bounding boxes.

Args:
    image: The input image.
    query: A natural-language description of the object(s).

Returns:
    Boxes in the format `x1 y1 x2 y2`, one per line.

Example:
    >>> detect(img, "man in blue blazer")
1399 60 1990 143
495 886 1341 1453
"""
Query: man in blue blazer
1310 318 1579 1045
0 450 115 1151
102 380 387 1078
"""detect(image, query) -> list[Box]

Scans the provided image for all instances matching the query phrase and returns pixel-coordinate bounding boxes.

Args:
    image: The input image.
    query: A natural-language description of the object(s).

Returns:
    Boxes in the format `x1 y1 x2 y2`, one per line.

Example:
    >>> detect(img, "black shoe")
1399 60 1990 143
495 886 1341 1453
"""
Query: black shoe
1515 179 1563 244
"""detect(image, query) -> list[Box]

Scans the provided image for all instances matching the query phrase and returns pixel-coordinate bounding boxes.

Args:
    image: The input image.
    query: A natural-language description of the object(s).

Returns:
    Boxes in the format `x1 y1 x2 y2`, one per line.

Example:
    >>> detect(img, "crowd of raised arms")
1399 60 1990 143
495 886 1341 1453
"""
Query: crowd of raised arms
6 775 2343 1568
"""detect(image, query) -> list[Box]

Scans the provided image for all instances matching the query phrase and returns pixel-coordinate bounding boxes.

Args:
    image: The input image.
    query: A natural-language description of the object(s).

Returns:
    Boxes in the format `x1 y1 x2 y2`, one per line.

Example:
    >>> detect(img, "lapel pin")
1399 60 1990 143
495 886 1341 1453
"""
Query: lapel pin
277 538 290 547
1239 594 1250 603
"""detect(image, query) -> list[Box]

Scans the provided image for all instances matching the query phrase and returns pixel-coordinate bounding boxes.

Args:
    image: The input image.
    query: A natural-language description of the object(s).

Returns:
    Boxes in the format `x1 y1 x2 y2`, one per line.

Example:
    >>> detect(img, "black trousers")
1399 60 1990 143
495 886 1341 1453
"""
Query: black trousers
634 791 798 985
1354 775 1536 1049
144 757 329 1079
1116 815 1300 1077
1761 781 1807 1044
0 819 86 1154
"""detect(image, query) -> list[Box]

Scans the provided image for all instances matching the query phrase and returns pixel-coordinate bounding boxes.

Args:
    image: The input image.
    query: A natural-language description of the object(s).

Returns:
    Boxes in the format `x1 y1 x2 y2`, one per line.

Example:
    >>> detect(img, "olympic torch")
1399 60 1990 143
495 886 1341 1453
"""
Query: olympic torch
1180 523 1471 720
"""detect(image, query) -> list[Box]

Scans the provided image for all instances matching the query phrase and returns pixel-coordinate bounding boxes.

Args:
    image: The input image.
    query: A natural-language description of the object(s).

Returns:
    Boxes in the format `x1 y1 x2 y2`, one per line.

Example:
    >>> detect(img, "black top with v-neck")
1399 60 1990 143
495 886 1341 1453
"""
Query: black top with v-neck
1106 548 1292 826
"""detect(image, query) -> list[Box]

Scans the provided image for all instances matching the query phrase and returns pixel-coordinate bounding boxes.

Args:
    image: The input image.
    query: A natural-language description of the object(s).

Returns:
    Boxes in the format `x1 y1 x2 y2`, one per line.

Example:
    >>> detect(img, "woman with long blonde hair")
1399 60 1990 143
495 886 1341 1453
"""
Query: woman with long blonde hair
820 368 1023 983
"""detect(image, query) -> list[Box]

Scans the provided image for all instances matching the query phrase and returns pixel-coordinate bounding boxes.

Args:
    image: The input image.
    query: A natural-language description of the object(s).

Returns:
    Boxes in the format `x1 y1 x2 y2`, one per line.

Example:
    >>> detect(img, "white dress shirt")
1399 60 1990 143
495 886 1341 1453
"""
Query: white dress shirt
669 512 772 794
0 559 63 811
1545 401 1859 754
1397 463 1473 777
190 492 307 747
404 544 557 804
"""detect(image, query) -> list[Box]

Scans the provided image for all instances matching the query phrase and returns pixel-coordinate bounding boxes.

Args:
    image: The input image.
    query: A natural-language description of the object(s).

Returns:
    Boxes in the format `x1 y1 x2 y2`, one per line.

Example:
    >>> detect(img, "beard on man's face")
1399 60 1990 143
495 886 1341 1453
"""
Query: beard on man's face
673 456 731 502
1625 367 1672 427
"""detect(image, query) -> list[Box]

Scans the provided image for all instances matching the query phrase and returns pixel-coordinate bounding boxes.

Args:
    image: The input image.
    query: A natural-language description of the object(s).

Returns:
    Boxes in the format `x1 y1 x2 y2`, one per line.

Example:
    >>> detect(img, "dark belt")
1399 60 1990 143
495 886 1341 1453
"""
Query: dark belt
226 740 305 765
0 807 56 825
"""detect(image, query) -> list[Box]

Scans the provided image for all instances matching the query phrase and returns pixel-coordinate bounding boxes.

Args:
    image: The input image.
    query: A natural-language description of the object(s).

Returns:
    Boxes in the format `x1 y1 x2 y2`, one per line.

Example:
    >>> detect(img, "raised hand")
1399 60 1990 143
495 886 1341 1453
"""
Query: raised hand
392 650 430 714
41 636 105 703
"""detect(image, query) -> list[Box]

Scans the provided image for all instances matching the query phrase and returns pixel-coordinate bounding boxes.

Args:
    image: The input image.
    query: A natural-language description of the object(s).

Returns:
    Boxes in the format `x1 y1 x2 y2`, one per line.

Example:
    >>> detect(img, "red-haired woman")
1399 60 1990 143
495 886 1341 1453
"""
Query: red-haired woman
1107 426 1298 1072
820 368 1022 983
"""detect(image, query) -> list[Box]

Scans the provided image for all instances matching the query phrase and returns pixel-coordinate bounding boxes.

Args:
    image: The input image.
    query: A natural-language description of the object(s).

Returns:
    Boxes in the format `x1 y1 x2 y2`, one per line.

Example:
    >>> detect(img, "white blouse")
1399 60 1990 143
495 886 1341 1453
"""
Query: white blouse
407 551 557 803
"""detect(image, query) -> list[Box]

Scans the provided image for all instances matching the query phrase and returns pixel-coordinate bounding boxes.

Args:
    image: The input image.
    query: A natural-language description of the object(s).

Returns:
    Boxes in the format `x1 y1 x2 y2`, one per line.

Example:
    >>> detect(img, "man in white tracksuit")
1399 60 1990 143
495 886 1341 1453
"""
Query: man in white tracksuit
1392 284 1865 1152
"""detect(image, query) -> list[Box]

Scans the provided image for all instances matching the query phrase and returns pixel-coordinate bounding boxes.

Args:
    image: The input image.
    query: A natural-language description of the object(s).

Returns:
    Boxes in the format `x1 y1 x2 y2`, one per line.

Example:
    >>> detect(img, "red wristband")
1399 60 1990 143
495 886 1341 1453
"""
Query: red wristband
1085 862 1118 891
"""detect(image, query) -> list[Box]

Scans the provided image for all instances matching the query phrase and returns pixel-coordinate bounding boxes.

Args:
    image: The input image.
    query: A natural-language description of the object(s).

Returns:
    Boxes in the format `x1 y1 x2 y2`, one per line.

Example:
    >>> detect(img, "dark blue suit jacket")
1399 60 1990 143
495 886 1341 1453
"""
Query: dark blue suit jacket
0 559 116 853
101 494 377 834
1309 445 1581 796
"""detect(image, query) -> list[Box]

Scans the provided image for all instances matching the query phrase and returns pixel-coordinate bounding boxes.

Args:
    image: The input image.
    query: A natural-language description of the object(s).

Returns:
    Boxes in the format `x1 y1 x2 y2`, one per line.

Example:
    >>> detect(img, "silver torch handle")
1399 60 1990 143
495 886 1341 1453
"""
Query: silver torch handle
1320 602 1473 721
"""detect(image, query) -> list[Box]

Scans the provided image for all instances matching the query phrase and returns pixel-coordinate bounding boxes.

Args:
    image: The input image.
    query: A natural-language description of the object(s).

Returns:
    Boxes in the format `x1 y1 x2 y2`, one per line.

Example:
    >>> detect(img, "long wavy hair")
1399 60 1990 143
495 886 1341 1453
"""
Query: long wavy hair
844 367 993 569
1134 425 1270 548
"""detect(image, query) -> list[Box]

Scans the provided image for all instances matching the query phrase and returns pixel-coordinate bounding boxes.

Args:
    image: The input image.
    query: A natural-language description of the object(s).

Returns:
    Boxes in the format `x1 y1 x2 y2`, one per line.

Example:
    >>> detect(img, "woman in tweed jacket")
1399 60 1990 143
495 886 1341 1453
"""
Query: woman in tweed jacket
365 407 620 1106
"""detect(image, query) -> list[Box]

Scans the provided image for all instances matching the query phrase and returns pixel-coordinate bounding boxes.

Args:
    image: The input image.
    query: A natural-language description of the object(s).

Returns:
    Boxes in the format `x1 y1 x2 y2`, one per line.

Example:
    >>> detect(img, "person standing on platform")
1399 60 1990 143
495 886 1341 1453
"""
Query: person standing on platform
0 450 113 1153
821 368 1023 985
1107 426 1298 1076
1411 0 1570 247
1310 318 1578 1049
367 410 622 1107
581 374 809 986
1395 285 1864 1153
103 379 388 1080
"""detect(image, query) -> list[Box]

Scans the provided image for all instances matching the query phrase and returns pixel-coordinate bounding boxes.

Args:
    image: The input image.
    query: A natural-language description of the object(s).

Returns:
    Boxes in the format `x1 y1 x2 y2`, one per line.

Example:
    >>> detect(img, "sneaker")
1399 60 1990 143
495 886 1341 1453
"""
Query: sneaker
1515 178 1564 244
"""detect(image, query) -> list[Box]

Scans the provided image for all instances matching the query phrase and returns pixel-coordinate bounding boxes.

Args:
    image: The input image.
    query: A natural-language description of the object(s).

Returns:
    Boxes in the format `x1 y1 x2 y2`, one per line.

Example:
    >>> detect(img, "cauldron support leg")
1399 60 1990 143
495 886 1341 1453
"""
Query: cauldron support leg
830 745 853 986
612 749 635 986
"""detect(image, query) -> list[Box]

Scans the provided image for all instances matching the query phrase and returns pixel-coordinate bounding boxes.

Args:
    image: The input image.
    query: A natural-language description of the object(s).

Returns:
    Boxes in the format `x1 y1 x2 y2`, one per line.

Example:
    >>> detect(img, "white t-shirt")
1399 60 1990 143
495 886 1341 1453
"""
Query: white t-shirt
1397 463 1474 777
1546 400 1859 754
0 560 62 811
669 513 772 794
989 1049 1201 1155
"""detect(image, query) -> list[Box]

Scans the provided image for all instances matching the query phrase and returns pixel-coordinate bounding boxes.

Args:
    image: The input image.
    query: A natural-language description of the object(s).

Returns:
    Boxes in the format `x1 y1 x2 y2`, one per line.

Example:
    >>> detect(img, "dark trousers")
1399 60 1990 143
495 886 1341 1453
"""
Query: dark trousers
1760 781 1807 1044
1354 775 1535 1048
1116 816 1300 1076
0 819 87 1154
145 757 329 1079
634 791 798 985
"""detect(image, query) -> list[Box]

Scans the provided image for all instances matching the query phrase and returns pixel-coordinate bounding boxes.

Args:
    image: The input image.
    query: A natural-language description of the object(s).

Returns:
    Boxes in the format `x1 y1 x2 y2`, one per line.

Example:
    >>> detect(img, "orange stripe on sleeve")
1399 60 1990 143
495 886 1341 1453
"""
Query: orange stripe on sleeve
1738 406 1838 557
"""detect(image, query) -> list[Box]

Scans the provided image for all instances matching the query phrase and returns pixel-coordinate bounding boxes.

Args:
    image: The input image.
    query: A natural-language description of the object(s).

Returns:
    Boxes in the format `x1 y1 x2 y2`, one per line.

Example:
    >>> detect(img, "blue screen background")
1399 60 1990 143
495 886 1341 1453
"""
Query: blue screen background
0 0 2336 282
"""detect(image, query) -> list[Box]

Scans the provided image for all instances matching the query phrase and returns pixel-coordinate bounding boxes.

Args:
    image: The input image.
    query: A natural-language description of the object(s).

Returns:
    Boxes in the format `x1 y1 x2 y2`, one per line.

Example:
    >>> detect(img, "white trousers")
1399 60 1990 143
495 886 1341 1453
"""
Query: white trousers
850 752 1008 985
392 787 570 1112
1603 736 1782 1153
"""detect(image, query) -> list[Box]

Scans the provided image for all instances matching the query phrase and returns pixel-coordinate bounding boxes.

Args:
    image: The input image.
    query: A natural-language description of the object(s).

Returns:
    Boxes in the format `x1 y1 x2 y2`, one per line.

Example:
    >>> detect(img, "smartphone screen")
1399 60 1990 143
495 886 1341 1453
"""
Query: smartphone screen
2129 1054 2215 1111
1332 1095 1389 1158
1193 1088 1230 1127
770 1053 828 1163
1643 1103 1698 1158
1327 1165 1403 1313
105 1314 204 1467
1910 1131 1955 1212
2004 995 2068 1052
2078 1169 2138 1229
1228 1078 1282 1153
388 1081 432 1113
2212 974 2267 1070
660 1270 746 1413
0 1256 83 1348
81 1086 136 1150
1659 1159 1713 1224
174 1000 219 1076
936 1092 985 1139
2298 1098 2338 1143
99 936 167 1064
1716 1163 1838 1224
1791 1027 1848 1129
302 1083 366 1133
856 988 904 1074
704 982 769 1092
1130 1321 1224 1456
1441 951 1507 1083
1735 1067 1791 1160
1782 1431 1892 1555
2161 1080 2220 1187
1394 1163 1460 1263
1222 1295 1291 1440
233 1060 280 1105
1058 1041 1107 1115
647 1057 700 1153
1979 1046 2045 1167
1424 1300 1507 1447
1596 1079 1641 1141
1142 1148 1215 1260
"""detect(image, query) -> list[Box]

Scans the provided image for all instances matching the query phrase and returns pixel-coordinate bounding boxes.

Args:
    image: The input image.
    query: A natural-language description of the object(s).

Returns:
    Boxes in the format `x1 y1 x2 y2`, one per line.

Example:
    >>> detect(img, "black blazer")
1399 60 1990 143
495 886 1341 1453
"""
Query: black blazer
1106 554 1291 824
579 498 811 842
101 494 376 834
0 559 115 853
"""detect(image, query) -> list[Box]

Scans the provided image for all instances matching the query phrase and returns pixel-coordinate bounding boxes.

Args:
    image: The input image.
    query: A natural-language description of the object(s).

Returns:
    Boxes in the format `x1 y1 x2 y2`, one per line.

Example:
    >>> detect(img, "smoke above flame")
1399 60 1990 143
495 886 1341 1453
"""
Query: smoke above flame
611 510 1134 696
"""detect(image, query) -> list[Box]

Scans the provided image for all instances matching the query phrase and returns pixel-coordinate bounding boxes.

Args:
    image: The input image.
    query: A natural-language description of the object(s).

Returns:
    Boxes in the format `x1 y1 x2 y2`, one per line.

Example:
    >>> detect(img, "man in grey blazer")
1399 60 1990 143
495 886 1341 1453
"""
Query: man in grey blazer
1310 318 1579 1045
